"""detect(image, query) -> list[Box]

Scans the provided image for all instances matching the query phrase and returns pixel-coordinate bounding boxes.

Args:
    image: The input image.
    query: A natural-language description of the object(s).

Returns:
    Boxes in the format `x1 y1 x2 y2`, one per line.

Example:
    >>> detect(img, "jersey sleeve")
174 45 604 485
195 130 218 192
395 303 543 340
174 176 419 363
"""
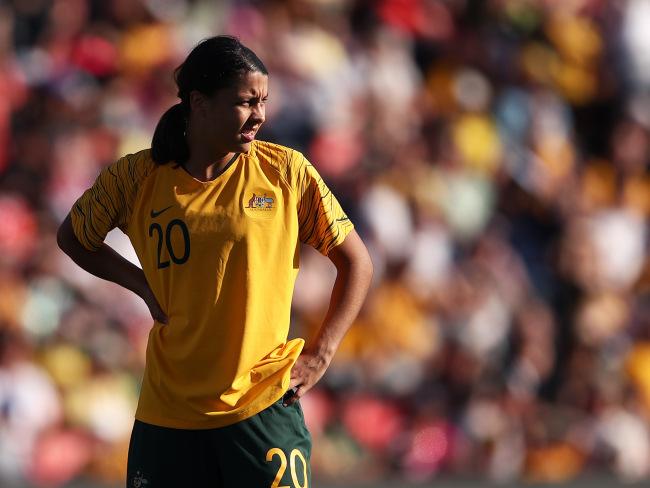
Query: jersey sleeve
288 150 355 255
70 151 153 251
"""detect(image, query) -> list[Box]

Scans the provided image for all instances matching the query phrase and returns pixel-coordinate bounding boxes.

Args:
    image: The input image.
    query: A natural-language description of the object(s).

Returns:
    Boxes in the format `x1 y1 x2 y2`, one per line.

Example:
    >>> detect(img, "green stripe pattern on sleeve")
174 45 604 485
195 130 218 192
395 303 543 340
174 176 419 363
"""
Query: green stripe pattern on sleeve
70 150 154 251
292 152 354 256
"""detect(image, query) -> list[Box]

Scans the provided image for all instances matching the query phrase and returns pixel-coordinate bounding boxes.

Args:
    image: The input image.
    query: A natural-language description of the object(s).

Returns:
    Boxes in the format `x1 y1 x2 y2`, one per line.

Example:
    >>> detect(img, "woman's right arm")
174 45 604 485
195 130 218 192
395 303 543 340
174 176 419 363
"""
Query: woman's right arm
57 213 168 324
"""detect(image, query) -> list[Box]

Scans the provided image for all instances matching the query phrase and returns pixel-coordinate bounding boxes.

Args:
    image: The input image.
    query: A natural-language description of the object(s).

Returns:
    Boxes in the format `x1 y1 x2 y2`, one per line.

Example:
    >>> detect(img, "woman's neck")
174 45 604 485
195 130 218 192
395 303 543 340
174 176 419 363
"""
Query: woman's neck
183 151 237 182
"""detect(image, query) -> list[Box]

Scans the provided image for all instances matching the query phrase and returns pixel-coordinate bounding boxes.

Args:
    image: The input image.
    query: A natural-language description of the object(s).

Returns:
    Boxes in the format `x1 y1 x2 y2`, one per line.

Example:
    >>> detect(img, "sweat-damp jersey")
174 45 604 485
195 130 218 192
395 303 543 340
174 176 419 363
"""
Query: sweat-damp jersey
70 140 354 429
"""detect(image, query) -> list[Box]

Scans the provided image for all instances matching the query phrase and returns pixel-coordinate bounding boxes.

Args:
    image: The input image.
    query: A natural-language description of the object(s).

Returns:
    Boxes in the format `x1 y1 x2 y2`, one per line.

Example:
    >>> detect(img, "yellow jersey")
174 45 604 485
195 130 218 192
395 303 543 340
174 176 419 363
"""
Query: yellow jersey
70 140 354 429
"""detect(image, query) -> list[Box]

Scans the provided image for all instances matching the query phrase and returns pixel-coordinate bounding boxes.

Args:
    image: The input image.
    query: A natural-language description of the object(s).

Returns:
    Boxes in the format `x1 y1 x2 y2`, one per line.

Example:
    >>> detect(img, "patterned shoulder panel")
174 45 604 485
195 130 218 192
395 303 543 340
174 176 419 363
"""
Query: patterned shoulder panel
70 148 157 250
250 140 295 190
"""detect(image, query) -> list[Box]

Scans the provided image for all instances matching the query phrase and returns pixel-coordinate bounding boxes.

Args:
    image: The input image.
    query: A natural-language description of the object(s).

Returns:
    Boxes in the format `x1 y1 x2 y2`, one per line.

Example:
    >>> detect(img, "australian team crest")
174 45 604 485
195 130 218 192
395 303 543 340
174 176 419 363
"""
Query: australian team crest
245 192 274 211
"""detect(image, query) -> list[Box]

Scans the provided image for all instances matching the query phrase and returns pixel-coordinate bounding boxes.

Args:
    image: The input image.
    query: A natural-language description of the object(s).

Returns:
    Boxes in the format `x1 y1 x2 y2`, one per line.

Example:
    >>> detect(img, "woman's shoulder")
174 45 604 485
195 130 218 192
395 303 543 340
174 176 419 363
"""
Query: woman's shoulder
250 140 302 168
109 148 158 184
250 140 312 192
125 148 157 172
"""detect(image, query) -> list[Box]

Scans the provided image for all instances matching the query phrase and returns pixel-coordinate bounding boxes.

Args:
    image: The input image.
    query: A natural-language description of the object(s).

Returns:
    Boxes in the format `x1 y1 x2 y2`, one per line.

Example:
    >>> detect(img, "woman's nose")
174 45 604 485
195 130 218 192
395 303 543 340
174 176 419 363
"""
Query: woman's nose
251 104 265 123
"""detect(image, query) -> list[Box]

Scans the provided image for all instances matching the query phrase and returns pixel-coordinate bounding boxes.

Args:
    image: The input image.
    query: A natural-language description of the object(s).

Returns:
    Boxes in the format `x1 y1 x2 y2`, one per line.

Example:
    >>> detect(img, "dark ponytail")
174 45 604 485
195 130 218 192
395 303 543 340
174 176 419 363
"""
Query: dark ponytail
151 103 190 165
151 36 268 165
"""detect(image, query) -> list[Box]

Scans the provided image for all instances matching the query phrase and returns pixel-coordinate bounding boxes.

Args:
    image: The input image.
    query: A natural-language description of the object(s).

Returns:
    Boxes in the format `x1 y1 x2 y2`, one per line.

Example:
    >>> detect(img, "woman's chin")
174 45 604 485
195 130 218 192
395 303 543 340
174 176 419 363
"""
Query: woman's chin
236 140 253 152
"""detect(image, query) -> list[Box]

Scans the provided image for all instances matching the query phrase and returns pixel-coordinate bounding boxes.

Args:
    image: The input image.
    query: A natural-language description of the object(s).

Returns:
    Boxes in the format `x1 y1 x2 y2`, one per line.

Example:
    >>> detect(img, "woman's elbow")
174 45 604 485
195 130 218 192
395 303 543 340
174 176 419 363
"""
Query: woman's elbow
56 215 76 254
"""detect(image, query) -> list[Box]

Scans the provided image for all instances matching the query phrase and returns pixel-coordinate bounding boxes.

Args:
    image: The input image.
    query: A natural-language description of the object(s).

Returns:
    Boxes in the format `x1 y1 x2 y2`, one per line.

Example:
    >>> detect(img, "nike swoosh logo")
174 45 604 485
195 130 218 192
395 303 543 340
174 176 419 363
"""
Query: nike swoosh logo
336 217 350 222
150 205 173 218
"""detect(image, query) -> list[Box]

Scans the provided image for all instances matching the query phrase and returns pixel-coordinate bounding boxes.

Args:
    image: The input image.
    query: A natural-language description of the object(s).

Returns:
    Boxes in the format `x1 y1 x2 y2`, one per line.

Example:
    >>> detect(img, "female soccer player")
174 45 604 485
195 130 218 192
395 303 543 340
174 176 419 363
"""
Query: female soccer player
57 36 373 487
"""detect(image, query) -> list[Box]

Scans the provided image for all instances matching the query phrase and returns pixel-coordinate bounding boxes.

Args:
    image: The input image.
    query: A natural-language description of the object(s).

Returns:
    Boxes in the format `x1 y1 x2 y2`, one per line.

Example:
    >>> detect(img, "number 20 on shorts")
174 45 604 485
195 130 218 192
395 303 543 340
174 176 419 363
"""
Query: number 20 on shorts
266 447 308 488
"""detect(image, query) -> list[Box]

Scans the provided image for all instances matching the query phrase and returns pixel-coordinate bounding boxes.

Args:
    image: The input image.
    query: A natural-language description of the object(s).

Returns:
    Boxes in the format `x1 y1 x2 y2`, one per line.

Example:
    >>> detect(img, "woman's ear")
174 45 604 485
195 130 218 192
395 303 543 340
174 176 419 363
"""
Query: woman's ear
189 90 208 118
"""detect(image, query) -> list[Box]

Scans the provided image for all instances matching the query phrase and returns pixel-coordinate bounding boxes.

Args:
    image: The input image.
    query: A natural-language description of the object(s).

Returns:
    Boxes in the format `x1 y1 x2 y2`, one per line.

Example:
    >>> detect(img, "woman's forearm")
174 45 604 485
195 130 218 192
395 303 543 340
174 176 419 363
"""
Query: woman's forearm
57 215 146 294
286 230 372 404
310 240 373 361
57 214 166 322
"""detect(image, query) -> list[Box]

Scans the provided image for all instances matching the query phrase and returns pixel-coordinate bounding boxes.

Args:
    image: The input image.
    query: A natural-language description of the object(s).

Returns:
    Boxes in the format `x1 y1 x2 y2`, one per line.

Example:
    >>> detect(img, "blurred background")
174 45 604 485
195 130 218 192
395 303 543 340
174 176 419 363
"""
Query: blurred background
0 0 649 487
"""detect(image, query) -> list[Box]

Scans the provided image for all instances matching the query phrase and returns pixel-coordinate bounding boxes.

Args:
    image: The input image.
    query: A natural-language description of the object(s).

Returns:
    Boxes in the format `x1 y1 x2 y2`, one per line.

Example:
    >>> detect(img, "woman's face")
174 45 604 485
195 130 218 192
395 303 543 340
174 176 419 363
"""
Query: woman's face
191 71 268 154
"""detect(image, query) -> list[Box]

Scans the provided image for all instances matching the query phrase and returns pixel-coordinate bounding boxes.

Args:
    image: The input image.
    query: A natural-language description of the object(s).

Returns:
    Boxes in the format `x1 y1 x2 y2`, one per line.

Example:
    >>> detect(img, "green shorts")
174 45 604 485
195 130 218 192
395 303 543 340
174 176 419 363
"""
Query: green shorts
126 395 312 487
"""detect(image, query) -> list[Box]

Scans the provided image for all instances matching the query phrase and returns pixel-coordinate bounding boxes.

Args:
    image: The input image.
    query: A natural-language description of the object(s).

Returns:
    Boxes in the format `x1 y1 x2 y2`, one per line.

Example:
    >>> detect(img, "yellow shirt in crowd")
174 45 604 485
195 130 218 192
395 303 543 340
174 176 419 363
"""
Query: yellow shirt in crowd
70 140 354 429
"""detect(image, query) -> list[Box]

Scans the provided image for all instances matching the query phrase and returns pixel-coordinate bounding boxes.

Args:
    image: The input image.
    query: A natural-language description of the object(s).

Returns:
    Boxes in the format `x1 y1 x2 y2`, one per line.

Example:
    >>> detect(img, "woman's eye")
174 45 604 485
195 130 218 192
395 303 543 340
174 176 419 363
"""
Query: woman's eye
239 98 267 107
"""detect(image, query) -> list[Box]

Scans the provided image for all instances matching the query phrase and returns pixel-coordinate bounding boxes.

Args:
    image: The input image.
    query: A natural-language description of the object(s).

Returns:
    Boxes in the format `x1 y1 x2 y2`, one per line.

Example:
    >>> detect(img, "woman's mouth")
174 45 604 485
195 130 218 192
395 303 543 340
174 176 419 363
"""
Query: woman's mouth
240 128 256 142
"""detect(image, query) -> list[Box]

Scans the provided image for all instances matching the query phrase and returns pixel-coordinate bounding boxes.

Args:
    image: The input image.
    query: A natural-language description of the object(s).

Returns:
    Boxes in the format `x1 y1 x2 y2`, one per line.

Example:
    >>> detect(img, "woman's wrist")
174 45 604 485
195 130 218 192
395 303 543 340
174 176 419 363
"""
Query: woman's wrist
308 339 337 365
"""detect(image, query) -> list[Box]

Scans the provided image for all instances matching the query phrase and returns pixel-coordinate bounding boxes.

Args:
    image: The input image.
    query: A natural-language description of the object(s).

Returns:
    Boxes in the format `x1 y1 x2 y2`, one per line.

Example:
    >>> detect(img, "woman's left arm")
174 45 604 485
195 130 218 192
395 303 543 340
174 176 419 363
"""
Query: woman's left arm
286 230 373 405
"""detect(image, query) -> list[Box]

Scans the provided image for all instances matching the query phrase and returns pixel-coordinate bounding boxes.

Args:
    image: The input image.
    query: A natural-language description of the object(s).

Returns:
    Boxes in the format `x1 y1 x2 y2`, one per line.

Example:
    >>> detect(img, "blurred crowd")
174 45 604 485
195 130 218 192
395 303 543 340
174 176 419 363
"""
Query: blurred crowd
0 0 649 486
